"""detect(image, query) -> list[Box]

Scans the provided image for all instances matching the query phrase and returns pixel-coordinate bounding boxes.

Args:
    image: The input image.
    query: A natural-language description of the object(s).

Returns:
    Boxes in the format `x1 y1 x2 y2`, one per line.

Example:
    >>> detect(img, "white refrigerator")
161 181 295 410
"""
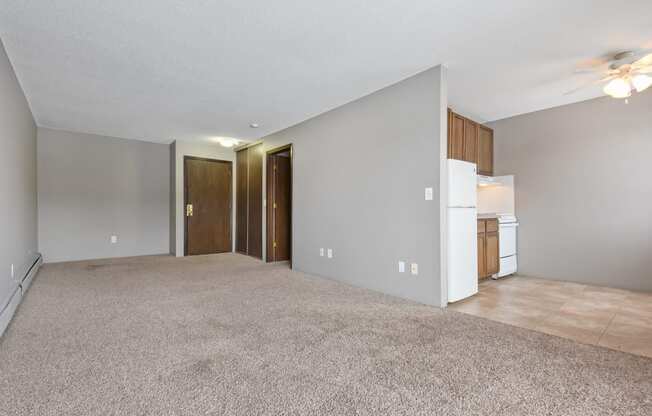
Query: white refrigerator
447 160 478 303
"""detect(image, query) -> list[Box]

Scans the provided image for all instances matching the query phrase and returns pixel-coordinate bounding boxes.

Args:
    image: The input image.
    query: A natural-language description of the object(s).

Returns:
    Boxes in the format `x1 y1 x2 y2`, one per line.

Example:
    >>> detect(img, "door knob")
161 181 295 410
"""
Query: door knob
186 204 193 217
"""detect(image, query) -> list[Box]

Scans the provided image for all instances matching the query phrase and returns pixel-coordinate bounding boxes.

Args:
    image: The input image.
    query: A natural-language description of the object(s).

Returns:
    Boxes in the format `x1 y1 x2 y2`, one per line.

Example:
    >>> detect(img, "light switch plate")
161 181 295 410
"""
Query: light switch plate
327 249 333 258
110 235 118 244
425 187 433 201
320 248 324 257
398 261 405 273
410 263 418 275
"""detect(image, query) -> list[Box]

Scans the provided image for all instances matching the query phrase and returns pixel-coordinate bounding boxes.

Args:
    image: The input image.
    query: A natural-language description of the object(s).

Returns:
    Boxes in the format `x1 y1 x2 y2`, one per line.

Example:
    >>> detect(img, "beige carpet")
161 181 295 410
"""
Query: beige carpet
0 254 650 415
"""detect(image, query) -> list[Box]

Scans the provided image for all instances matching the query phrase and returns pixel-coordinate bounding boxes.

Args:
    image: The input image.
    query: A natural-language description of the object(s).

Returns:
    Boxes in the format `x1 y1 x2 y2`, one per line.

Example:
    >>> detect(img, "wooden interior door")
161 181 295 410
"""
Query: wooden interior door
184 157 232 255
235 148 248 253
266 150 292 263
247 144 263 258
235 145 263 258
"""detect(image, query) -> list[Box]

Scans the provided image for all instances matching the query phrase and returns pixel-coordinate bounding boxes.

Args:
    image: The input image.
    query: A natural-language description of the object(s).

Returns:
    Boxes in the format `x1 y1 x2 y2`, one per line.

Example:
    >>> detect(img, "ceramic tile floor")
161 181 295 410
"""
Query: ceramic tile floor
448 276 652 358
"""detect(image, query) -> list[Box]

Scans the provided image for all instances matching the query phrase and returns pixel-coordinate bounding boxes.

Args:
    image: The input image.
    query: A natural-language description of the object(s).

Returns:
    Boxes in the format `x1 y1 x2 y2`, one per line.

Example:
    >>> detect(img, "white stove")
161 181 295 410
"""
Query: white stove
495 214 518 278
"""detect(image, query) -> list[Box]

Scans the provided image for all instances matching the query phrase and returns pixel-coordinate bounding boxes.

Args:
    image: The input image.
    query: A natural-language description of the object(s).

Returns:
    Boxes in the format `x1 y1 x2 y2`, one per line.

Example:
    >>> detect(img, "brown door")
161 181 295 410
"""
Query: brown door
184 157 232 255
463 118 478 163
235 144 263 258
266 149 292 263
247 144 263 258
235 148 248 253
478 126 494 176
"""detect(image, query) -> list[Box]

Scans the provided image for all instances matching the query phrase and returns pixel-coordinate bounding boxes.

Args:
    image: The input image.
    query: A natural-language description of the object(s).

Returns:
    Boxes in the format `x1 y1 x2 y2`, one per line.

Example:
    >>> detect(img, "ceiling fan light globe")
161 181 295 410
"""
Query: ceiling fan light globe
632 74 652 93
603 77 632 98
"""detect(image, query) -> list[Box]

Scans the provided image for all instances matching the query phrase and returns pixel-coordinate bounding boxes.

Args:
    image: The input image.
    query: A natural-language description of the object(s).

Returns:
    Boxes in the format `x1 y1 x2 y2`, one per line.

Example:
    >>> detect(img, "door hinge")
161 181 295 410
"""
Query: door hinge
186 204 193 217
273 241 277 248
273 202 277 209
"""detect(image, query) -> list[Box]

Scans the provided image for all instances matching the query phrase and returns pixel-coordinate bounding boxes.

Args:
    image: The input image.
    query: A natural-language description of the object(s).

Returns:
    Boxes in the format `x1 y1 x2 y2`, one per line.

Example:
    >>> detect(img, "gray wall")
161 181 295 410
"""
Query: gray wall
489 91 652 292
0 39 38 321
38 128 170 262
261 66 447 306
172 140 236 256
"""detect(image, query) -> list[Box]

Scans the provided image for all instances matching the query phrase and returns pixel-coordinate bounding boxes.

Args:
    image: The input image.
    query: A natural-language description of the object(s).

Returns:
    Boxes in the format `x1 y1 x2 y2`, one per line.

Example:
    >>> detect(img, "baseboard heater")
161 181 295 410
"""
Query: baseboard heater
0 253 43 337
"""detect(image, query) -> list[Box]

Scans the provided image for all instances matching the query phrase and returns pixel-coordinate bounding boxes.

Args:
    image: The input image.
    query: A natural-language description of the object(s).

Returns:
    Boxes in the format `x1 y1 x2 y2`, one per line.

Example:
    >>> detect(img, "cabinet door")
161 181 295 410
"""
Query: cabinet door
486 232 499 276
463 119 478 163
478 126 494 176
449 112 465 160
477 233 487 280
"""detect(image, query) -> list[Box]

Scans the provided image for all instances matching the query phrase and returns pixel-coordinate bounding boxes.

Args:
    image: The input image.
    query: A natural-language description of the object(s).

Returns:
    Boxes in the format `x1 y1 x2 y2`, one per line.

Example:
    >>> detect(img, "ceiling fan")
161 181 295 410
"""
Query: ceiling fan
566 50 652 99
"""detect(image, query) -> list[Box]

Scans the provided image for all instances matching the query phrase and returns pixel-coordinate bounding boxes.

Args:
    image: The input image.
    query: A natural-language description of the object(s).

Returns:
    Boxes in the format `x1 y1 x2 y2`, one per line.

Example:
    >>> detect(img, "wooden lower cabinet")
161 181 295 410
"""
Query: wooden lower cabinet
485 232 499 276
477 219 499 280
477 233 486 278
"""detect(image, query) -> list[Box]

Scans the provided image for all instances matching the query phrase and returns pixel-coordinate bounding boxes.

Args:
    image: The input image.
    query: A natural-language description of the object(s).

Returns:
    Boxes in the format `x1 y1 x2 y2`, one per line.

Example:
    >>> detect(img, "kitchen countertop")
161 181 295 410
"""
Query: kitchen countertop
477 213 499 219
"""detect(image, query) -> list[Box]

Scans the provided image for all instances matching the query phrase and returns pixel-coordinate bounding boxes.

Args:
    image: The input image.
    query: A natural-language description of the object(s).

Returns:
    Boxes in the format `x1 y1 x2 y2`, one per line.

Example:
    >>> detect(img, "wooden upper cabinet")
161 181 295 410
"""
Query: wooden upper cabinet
448 111 465 161
447 109 494 176
478 126 494 176
463 119 478 163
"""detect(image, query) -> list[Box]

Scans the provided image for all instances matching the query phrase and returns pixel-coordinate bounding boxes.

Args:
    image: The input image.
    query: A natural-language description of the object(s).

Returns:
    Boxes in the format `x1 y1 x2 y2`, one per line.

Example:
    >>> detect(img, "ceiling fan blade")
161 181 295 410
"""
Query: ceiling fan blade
632 53 652 68
563 75 617 95
634 67 652 74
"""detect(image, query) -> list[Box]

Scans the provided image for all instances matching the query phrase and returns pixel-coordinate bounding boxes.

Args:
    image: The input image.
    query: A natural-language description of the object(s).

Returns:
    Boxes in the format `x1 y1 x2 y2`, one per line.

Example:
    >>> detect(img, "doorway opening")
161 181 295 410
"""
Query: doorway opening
184 156 232 256
266 145 292 265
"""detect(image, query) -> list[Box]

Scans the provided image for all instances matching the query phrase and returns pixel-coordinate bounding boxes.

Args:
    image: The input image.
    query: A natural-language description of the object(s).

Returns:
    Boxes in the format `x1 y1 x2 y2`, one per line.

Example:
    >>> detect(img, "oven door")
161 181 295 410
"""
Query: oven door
499 223 518 258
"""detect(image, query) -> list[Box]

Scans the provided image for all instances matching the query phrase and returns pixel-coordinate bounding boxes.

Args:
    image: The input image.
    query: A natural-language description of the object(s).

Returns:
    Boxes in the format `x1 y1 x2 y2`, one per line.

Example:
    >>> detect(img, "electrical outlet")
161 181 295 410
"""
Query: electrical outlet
110 235 118 244
327 248 333 259
320 248 324 257
398 261 405 273
410 263 419 275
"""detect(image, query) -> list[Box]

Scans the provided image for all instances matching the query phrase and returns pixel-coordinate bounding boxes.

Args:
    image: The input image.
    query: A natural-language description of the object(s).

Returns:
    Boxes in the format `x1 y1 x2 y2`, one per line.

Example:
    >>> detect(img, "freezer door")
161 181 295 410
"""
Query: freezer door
448 160 477 208
447 207 478 302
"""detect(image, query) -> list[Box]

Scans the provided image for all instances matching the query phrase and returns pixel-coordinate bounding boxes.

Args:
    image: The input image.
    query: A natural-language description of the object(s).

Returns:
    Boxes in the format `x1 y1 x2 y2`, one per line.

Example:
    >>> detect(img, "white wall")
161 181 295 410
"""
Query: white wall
477 176 515 215
172 140 236 256
0 38 38 335
259 66 448 307
38 128 170 262
489 91 652 292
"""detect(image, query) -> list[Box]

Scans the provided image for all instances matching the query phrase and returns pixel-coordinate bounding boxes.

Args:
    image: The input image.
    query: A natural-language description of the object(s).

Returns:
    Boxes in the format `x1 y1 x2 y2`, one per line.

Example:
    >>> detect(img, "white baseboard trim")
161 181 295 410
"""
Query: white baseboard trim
0 287 22 338
20 253 43 294
0 253 42 338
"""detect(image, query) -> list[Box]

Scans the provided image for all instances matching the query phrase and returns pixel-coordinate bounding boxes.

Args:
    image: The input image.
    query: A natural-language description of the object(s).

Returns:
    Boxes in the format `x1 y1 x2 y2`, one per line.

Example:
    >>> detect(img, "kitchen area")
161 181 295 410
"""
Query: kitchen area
444 108 652 358
446 109 519 303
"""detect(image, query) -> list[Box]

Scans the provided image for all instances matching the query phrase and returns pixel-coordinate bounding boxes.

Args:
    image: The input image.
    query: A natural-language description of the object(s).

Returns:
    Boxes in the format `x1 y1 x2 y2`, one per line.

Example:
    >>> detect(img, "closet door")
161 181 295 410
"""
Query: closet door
235 148 249 254
235 144 263 258
246 144 263 258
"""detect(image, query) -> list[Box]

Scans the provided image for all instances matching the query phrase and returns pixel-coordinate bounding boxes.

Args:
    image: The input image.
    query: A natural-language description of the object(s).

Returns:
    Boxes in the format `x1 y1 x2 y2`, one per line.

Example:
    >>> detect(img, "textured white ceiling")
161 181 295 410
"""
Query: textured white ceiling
1 1 651 143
